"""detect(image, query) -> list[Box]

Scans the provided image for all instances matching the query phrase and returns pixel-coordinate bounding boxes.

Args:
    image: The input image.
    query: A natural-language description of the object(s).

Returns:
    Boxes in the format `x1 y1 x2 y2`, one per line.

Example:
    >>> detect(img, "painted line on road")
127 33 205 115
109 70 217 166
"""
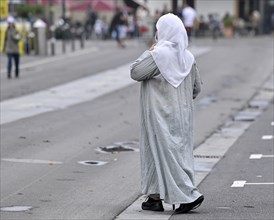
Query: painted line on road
261 135 273 140
1 158 63 164
249 154 274 159
271 122 274 126
0 47 211 125
231 180 274 188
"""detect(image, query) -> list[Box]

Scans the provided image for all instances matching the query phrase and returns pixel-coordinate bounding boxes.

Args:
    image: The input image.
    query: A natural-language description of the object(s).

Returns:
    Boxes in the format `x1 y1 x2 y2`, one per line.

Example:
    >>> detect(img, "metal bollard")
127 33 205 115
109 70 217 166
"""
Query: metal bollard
80 34 84 49
62 37 66 53
50 38 55 56
71 28 75 52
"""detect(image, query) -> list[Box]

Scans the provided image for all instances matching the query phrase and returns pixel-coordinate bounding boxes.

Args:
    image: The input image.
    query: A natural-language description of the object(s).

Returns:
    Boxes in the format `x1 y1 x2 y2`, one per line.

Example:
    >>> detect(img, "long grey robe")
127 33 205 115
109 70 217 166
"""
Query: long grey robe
130 50 202 205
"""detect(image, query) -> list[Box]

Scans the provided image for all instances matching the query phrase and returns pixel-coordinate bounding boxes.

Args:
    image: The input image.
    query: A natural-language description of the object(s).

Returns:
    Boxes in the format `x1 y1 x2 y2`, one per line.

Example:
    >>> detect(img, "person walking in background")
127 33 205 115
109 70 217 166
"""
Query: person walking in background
3 16 21 79
117 12 128 48
130 13 204 214
182 2 196 41
250 10 261 36
110 9 127 48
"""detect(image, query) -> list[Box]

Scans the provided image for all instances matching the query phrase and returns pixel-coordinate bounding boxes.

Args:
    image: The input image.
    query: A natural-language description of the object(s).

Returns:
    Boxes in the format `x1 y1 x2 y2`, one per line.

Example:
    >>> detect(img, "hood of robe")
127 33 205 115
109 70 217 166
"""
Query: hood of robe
150 13 194 88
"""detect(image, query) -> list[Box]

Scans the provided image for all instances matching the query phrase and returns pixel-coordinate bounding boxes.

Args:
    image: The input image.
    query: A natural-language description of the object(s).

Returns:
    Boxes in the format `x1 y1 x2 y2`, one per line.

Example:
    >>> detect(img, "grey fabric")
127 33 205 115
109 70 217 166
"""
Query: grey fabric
130 50 202 205
4 27 20 54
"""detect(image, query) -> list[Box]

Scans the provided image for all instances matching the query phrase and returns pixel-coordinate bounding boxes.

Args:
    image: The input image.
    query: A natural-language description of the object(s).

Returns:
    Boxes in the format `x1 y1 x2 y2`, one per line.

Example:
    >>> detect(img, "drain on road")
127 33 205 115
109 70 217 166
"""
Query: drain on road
78 160 108 166
0 206 33 212
96 141 139 154
194 155 222 159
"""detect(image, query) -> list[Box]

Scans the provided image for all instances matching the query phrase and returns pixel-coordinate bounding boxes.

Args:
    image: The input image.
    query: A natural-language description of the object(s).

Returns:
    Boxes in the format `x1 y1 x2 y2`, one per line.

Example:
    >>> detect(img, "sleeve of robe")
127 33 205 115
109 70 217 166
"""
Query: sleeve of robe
130 50 160 81
130 50 202 99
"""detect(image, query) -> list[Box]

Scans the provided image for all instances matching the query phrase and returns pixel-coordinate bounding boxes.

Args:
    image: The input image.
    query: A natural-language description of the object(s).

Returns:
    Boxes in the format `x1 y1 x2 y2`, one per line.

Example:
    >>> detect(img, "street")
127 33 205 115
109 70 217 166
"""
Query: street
0 36 273 220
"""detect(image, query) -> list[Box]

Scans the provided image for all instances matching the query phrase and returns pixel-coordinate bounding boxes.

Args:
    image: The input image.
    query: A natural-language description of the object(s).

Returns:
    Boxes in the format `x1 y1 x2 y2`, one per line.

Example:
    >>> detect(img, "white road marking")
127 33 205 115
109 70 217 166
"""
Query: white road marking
261 135 273 140
231 180 274 187
249 154 263 159
0 47 211 125
245 182 274 185
271 122 274 126
231 181 246 187
0 206 33 212
249 154 274 159
0 64 132 125
1 158 63 164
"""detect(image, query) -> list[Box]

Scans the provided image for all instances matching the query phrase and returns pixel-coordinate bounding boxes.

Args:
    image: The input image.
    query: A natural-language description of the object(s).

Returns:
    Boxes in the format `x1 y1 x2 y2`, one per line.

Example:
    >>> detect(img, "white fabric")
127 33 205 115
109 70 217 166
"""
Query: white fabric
150 13 194 88
182 6 196 27
130 51 203 204
7 16 15 24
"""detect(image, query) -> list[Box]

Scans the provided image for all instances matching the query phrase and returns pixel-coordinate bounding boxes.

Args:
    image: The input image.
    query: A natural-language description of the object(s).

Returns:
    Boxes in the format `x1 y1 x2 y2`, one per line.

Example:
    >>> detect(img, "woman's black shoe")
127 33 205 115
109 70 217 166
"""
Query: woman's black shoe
174 195 204 214
141 197 164 212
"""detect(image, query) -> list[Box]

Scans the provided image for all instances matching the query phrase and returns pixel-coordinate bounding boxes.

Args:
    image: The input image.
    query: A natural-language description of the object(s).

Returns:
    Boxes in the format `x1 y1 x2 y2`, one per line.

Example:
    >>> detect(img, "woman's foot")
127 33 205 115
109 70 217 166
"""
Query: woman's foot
141 197 164 212
174 195 204 214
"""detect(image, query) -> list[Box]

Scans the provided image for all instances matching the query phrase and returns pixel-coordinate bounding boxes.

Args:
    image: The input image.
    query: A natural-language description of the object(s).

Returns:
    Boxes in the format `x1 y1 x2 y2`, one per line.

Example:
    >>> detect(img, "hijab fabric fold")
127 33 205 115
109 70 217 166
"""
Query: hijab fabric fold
150 13 194 88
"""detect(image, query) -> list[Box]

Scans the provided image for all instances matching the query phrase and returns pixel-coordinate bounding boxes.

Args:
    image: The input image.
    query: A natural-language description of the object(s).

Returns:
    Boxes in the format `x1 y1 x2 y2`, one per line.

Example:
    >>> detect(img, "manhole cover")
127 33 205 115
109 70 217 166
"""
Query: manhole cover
0 206 33 212
78 160 108 166
96 141 139 154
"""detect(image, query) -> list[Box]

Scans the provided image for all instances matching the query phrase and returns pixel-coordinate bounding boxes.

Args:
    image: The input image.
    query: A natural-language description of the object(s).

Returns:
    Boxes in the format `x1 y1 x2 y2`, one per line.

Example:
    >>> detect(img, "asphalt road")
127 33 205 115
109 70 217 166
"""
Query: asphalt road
171 104 274 220
1 36 273 220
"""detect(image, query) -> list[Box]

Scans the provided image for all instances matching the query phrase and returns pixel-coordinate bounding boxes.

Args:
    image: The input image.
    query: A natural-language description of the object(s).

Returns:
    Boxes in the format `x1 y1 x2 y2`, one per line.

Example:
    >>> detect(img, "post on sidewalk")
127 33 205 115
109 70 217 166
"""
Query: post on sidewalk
61 0 66 53
49 0 55 56
62 30 66 53
80 33 84 49
172 0 178 14
71 27 75 52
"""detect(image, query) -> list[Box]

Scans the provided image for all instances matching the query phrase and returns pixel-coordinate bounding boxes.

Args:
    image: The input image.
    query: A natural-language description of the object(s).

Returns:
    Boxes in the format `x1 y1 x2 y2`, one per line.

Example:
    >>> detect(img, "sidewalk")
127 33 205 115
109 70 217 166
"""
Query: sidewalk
0 39 103 74
171 103 274 220
116 74 274 219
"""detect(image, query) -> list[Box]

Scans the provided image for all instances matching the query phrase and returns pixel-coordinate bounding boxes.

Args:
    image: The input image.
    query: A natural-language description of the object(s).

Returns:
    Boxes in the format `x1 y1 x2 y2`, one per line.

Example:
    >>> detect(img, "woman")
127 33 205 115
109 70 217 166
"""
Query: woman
130 13 204 214
3 16 21 79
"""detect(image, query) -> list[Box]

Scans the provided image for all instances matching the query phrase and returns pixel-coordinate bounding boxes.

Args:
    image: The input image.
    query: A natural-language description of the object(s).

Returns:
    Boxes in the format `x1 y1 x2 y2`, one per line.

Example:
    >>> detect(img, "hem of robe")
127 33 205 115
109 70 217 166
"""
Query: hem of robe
141 190 202 205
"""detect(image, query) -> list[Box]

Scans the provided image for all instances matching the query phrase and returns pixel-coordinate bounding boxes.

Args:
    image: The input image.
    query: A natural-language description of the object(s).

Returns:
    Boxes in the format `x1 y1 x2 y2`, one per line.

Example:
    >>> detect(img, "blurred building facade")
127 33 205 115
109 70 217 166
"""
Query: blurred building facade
132 0 273 34
4 0 273 34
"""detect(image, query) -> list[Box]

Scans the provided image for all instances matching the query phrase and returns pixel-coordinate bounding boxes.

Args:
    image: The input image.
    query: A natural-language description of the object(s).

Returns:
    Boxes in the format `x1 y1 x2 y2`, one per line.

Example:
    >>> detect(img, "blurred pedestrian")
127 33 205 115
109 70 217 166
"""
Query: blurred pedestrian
153 10 161 34
208 13 221 40
161 4 169 16
250 10 261 36
110 9 127 48
3 16 21 79
182 2 197 41
130 13 204 214
117 12 128 48
94 17 109 40
85 8 97 40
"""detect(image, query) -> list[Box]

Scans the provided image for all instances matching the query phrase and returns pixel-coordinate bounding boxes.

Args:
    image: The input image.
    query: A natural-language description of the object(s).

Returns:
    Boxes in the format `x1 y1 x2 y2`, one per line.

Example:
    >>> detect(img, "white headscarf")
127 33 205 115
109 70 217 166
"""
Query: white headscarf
7 16 15 24
150 13 194 88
